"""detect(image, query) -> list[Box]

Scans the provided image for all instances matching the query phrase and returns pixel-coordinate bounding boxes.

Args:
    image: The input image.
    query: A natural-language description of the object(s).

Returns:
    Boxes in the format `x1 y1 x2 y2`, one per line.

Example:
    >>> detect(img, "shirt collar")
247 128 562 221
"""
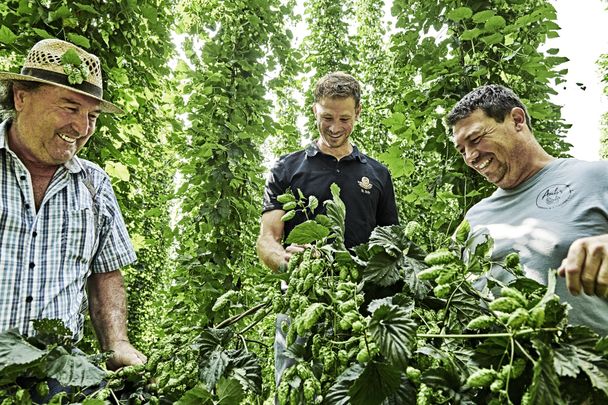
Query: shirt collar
0 119 84 174
305 141 367 163
0 119 10 150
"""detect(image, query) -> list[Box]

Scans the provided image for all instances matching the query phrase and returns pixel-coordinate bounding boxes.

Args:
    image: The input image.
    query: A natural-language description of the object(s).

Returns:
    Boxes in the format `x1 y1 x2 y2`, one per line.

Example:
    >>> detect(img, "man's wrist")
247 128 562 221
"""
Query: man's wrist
102 337 130 351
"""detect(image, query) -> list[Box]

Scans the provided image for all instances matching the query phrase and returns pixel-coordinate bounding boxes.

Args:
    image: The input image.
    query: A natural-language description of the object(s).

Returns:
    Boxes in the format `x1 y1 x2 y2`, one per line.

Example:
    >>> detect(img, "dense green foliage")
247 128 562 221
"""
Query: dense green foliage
3 198 608 404
1 0 605 403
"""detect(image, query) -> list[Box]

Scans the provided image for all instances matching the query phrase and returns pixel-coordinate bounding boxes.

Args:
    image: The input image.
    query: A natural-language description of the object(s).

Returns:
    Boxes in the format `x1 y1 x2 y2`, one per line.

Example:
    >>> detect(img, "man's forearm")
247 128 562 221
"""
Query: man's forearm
257 234 287 272
87 271 130 350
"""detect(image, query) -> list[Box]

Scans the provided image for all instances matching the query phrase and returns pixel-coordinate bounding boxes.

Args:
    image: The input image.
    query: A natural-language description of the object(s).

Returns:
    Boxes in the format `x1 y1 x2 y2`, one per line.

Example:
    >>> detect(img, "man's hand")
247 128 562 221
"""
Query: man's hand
276 244 310 271
285 244 308 259
258 210 313 271
558 234 608 298
106 339 147 371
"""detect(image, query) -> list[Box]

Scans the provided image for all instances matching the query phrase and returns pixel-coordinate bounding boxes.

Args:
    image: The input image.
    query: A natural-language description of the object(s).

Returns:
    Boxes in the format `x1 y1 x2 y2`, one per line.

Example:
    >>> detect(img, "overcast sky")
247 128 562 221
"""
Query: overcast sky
550 0 608 160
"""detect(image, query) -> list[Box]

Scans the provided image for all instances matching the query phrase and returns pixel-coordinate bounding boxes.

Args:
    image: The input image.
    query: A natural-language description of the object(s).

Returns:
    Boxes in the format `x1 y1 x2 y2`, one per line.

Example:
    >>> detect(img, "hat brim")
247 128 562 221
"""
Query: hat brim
0 72 123 114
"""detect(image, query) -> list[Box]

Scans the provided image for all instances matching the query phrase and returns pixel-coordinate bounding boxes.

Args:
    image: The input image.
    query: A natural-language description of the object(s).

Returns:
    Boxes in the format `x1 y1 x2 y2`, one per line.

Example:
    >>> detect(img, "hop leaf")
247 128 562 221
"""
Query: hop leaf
61 49 82 66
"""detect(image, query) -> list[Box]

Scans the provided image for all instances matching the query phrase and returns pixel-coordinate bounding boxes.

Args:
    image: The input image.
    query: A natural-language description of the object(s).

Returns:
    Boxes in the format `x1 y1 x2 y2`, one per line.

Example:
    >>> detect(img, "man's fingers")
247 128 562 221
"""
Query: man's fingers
286 244 306 253
561 240 586 296
581 243 603 295
561 237 608 297
557 261 566 277
595 258 608 298
135 350 147 363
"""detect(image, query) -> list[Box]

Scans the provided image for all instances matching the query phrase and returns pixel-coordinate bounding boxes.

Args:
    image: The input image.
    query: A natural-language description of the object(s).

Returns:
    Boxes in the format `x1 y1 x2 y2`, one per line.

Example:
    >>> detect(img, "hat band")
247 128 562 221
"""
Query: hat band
20 67 103 98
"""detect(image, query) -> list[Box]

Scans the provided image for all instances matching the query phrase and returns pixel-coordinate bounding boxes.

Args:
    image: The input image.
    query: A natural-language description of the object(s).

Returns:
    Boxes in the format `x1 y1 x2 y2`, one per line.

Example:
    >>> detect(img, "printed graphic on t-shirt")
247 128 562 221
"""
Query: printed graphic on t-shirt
358 176 372 194
535 184 573 209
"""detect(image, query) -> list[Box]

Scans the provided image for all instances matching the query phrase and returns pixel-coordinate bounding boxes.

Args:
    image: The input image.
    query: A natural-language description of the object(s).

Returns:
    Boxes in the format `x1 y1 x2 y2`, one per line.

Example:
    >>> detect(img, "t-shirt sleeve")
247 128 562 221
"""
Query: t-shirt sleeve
262 159 289 213
91 177 137 273
376 169 399 226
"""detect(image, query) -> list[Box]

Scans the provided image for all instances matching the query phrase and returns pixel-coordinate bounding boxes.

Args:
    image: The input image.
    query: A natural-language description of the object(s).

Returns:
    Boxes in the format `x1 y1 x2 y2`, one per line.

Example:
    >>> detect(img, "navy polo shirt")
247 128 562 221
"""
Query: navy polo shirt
263 142 399 248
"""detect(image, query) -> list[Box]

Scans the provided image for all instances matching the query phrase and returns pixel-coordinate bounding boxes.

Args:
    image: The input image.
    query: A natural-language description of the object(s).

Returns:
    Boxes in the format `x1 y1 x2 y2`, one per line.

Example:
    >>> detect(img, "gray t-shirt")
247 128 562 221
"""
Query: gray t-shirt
466 158 608 336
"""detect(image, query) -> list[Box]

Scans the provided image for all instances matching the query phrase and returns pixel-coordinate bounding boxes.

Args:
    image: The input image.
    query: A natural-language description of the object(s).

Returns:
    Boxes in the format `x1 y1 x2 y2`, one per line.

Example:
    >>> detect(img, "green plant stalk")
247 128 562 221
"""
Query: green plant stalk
418 328 560 339
239 308 272 335
216 302 269 329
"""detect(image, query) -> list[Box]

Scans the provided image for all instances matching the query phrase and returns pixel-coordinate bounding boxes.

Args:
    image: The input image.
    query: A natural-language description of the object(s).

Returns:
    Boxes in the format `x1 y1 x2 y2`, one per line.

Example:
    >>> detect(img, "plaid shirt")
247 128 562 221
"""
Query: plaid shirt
0 120 136 339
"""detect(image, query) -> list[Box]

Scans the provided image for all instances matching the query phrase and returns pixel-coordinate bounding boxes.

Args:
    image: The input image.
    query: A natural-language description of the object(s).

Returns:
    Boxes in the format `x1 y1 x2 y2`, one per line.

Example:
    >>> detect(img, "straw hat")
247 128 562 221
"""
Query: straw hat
0 38 122 114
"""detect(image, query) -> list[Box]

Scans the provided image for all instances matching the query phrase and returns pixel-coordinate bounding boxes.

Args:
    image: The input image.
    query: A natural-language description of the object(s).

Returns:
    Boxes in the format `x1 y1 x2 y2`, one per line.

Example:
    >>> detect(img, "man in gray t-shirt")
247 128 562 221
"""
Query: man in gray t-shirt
447 84 608 336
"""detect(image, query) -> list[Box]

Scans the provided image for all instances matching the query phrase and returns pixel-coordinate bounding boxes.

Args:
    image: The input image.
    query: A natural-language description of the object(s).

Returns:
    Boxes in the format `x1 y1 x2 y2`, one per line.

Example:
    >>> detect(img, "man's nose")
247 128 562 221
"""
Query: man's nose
71 113 90 136
328 121 341 133
465 148 479 165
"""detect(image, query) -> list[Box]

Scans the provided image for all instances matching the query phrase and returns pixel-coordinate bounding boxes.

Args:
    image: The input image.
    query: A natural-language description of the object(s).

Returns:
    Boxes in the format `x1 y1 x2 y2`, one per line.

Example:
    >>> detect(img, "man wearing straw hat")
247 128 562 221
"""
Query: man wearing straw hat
0 39 145 369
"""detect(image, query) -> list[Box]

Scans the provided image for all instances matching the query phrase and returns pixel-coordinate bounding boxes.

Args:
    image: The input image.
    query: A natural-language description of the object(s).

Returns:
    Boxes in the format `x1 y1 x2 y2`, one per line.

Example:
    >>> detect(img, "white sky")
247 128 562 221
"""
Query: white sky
549 0 608 160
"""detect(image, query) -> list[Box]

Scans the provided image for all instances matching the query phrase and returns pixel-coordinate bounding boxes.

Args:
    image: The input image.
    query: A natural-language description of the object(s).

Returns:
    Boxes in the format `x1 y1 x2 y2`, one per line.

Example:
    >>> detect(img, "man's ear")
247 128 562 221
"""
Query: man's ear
511 107 526 130
355 104 362 121
13 86 27 112
312 103 317 115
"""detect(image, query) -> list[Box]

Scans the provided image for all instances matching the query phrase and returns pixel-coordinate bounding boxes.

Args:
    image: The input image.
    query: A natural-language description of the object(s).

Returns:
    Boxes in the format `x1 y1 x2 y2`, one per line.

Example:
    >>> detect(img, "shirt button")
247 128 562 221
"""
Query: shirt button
32 231 37 237
336 169 340 173
20 175 26 180
29 262 35 269
25 296 33 303
25 203 30 210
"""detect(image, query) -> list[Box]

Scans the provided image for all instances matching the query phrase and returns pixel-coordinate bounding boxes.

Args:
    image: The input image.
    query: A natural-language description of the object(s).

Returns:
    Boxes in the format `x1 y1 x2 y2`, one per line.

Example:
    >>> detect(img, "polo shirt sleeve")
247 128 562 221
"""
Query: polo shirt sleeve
91 176 137 273
262 158 289 213
376 169 399 226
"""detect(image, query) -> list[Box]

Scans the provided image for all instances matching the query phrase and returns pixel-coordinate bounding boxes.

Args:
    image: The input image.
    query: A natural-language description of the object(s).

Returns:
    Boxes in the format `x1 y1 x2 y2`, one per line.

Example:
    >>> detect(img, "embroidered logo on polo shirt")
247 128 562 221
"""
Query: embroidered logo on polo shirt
358 177 372 194
536 184 573 209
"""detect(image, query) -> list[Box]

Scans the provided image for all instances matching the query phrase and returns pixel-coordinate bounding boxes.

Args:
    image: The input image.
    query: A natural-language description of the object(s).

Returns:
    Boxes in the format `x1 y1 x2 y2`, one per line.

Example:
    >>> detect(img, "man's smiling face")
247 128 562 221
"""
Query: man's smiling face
11 84 101 166
453 108 528 189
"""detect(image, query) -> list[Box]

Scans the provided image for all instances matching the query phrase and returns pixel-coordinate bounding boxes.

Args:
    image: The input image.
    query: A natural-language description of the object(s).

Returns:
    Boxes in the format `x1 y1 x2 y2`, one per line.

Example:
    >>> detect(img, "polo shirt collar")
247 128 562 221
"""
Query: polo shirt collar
0 118 84 174
305 141 367 163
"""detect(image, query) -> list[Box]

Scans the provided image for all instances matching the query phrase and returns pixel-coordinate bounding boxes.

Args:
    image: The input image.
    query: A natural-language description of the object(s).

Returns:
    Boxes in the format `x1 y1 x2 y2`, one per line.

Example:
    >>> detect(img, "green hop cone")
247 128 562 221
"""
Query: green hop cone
281 210 296 222
277 193 295 203
424 248 458 266
466 314 496 330
454 219 471 244
417 265 445 280
282 201 297 210
433 283 452 298
530 306 545 328
490 378 504 392
501 286 528 307
406 366 421 382
488 296 521 313
505 252 520 268
435 265 458 284
499 358 527 380
507 308 529 330
356 347 370 363
466 368 497 388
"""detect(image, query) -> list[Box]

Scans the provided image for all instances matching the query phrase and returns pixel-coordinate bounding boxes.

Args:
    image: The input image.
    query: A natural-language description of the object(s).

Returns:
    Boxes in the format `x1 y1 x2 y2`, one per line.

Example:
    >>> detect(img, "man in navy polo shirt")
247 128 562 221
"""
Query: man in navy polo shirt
258 72 399 389
257 71 398 270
